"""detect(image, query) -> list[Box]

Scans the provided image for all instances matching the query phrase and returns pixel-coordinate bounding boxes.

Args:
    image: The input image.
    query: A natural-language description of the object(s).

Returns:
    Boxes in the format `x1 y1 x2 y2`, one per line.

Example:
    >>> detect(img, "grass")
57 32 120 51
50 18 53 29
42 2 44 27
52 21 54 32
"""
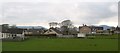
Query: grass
86 34 119 39
2 37 118 51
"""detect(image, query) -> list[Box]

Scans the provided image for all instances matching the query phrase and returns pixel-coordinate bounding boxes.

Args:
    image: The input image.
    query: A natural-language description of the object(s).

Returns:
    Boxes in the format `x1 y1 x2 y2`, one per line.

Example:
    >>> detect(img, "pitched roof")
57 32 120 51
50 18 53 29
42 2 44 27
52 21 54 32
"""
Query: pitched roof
1 27 9 33
8 28 24 34
2 28 24 34
116 26 120 31
25 29 43 32
79 26 91 29
79 26 103 30
49 28 62 34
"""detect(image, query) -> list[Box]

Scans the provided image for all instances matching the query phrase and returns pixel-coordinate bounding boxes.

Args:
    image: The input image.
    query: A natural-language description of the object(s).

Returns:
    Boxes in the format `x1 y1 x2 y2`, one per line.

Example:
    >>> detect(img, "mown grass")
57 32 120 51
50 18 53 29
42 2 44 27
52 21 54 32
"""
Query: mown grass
86 34 119 39
2 37 118 51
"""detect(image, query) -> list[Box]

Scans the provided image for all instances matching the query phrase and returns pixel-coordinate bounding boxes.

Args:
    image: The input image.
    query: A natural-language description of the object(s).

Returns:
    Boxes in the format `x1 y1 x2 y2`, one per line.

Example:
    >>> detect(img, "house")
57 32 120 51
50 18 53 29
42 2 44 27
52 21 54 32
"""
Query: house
79 24 92 34
77 33 86 38
1 30 9 39
24 29 45 35
78 25 91 37
0 32 1 39
0 25 2 39
44 28 62 36
8 29 25 40
90 26 103 33
114 26 120 34
1 28 25 40
79 24 104 34
44 27 76 38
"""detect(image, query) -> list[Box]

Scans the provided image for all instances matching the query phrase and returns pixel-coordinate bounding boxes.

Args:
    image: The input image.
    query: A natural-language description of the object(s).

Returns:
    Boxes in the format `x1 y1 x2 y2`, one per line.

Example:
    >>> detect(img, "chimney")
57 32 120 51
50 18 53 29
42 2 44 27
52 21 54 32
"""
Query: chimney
85 24 87 26
83 24 84 26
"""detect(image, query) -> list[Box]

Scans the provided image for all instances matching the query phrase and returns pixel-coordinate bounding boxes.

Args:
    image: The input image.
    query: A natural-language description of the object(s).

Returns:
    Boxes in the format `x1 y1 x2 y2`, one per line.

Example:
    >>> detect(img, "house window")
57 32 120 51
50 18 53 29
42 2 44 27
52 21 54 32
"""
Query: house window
2 34 3 37
49 30 52 32
8 35 10 37
47 32 49 33
15 34 16 36
12 34 14 37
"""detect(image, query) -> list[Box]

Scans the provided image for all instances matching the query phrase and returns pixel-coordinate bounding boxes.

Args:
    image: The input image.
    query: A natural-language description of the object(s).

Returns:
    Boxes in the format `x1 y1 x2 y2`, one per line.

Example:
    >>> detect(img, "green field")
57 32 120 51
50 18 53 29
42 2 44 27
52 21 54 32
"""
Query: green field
2 37 118 51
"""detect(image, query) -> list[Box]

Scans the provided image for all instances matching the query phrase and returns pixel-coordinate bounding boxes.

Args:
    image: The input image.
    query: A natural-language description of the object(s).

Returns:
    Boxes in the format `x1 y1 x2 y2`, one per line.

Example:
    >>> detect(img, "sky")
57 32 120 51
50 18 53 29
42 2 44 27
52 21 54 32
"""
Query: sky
0 0 119 28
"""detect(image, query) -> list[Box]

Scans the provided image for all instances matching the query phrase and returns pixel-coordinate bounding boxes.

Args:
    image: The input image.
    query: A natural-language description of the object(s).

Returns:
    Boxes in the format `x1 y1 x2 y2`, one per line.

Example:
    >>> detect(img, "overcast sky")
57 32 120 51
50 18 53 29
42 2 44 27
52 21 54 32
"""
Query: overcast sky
0 0 119 28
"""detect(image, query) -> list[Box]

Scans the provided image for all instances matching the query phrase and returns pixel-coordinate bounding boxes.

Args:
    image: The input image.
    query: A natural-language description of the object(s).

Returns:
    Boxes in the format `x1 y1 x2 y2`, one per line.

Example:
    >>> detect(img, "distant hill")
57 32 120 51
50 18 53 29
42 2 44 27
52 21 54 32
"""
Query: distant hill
99 25 111 30
16 26 47 30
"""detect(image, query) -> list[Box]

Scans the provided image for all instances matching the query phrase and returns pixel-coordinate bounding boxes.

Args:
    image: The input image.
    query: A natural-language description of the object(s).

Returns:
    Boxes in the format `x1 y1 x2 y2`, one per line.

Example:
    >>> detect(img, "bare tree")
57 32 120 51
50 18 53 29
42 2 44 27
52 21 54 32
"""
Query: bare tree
60 20 73 35
60 20 73 28
49 22 58 28
11 25 17 28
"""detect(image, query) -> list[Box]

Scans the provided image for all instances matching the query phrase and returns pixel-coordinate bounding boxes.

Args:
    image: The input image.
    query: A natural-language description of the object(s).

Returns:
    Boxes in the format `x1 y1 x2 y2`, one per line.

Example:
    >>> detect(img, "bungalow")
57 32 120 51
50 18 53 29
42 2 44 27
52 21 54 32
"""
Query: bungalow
79 24 104 34
24 29 45 35
44 28 62 36
1 28 25 40
44 28 77 38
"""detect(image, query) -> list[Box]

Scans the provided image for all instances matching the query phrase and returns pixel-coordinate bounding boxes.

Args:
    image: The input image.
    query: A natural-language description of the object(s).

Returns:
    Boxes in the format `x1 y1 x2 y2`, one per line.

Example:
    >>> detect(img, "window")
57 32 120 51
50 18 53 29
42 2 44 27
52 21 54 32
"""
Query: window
49 30 52 32
2 34 3 37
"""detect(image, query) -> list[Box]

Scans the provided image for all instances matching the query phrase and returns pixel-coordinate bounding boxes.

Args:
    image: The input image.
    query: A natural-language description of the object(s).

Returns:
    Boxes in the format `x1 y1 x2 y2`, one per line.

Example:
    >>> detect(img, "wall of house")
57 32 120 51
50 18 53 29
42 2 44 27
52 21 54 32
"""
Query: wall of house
16 34 25 40
17 34 23 37
44 29 57 35
24 32 33 34
80 27 91 34
77 33 86 37
1 33 10 38
57 35 75 38
0 32 2 39
1 33 25 39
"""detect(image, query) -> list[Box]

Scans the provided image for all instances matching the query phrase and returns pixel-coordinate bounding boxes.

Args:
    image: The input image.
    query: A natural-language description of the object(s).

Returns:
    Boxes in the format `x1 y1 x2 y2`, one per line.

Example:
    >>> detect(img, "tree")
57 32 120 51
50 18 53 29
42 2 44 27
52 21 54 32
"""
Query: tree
11 25 17 28
2 24 9 29
60 20 73 35
49 22 58 28
60 20 72 27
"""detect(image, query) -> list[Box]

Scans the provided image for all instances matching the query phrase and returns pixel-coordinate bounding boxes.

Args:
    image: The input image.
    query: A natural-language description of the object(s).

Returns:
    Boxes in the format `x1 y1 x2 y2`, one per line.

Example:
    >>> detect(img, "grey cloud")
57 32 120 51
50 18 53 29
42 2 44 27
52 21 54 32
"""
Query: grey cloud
72 2 117 25
1 2 118 27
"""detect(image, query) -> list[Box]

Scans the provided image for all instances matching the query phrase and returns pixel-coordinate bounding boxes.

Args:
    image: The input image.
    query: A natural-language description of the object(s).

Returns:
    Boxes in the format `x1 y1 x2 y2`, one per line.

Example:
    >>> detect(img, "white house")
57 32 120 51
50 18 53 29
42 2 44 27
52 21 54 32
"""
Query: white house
1 28 25 40
44 28 77 38
44 28 62 36
77 33 86 38
0 32 2 39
